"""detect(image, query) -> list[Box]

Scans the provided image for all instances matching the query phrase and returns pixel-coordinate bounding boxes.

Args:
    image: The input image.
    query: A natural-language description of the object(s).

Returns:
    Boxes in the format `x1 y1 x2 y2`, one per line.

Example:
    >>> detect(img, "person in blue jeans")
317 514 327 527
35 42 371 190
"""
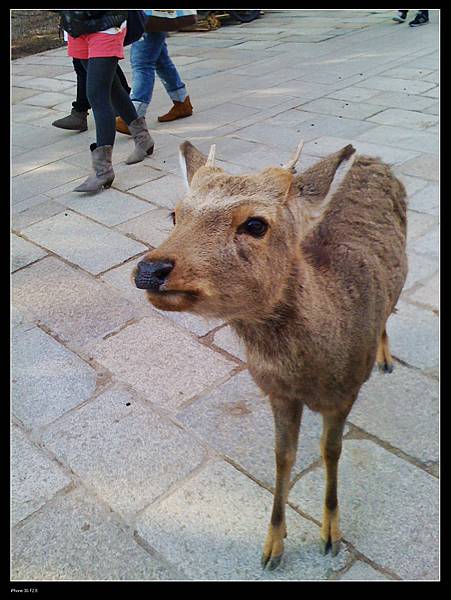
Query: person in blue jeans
116 30 192 134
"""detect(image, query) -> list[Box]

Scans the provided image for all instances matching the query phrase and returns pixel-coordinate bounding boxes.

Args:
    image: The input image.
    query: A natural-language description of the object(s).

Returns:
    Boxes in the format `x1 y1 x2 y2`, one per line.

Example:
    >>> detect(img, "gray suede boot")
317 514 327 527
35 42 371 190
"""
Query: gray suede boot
125 117 155 165
52 109 88 132
73 144 115 192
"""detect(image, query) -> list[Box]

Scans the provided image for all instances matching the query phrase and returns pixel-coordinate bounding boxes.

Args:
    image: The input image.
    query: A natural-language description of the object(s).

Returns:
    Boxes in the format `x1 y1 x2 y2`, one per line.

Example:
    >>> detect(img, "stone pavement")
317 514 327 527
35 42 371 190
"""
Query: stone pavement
11 10 439 582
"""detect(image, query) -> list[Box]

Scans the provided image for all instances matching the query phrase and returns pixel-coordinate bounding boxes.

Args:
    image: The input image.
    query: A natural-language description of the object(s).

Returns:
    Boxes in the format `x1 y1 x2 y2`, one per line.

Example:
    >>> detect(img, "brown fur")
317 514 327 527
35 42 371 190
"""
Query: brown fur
137 140 408 569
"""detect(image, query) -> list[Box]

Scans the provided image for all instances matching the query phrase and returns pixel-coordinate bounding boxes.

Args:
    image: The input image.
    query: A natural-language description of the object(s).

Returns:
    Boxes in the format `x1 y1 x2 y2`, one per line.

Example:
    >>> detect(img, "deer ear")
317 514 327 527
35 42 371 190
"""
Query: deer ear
179 141 208 189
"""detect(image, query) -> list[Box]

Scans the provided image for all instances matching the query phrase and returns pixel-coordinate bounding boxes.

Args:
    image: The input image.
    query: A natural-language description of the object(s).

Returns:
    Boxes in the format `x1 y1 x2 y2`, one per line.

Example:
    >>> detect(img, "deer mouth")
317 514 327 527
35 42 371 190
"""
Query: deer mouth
145 289 199 311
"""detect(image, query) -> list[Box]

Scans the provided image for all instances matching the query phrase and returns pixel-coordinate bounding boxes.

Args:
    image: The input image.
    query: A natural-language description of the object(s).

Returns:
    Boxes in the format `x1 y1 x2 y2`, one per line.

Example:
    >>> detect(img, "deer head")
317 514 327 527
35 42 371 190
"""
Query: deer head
134 140 355 322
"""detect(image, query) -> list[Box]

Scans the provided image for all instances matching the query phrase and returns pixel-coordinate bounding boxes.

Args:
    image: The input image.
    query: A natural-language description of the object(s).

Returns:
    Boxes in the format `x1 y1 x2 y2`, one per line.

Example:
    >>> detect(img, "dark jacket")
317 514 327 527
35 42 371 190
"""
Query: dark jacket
57 10 128 38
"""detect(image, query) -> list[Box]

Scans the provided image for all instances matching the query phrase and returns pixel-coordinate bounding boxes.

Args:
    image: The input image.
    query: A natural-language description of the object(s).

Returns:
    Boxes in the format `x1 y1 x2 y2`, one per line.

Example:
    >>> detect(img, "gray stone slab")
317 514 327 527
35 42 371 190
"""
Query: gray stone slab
406 210 438 245
300 98 382 120
350 364 438 463
137 459 349 580
357 125 438 155
177 371 340 487
290 440 439 580
328 86 381 103
22 91 73 108
422 86 439 99
56 189 153 227
408 183 439 216
213 326 247 362
11 487 177 581
387 300 438 370
11 234 47 272
11 426 71 526
393 173 429 197
12 161 89 204
12 87 40 103
304 136 418 166
358 76 436 95
22 77 75 93
12 325 97 429
112 163 165 192
403 253 437 292
132 174 187 209
407 273 439 311
90 316 235 413
12 257 140 349
338 561 390 581
117 207 173 247
42 385 206 518
397 154 439 182
368 108 438 131
411 228 439 259
12 199 65 231
364 90 438 111
22 211 147 275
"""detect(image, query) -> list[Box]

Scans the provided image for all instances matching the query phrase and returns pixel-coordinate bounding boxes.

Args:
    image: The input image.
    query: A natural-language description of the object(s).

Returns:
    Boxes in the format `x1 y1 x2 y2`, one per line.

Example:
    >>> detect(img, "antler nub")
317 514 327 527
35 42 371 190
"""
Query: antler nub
283 139 304 173
206 144 216 167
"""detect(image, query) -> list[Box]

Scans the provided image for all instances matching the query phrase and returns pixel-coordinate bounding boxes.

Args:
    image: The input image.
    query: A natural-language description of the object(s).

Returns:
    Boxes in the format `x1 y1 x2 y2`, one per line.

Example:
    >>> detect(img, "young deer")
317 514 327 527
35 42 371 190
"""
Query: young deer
134 140 408 570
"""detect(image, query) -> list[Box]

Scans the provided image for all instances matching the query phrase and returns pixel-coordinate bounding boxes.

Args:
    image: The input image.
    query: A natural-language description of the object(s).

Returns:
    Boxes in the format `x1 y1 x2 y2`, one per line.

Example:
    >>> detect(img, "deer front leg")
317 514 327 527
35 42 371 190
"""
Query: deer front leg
262 399 303 571
319 412 347 556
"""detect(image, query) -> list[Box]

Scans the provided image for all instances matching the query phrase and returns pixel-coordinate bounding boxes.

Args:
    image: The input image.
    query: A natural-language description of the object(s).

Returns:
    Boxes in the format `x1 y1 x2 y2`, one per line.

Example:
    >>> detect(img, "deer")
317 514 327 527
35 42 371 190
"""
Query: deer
133 139 408 571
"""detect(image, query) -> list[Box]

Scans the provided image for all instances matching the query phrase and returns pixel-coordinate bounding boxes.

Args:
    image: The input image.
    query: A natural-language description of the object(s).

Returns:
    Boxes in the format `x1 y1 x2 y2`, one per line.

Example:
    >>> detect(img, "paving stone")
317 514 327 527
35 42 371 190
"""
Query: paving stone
422 86 439 99
136 459 349 581
357 76 436 95
357 125 438 155
392 173 429 197
12 87 40 103
328 86 381 103
300 97 382 120
350 364 438 463
406 210 438 245
338 561 390 581
42 385 206 518
408 183 439 216
117 207 173 247
213 326 247 361
90 316 235 412
397 154 439 182
56 188 153 227
384 66 434 80
112 162 165 192
12 325 97 429
386 300 438 370
304 136 418 166
368 108 438 131
11 135 89 177
407 273 439 311
403 253 437 292
12 161 89 204
11 426 71 525
177 371 342 487
22 211 147 275
21 91 73 108
12 194 52 217
11 199 65 231
12 257 140 349
411 228 439 258
11 487 177 581
290 440 439 580
132 174 187 209
11 234 47 272
22 77 75 93
151 308 223 337
364 90 438 111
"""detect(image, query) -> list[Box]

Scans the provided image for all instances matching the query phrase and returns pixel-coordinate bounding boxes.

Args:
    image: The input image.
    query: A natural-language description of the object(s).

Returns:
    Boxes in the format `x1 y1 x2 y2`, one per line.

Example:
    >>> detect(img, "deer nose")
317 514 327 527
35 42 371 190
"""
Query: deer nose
134 260 174 291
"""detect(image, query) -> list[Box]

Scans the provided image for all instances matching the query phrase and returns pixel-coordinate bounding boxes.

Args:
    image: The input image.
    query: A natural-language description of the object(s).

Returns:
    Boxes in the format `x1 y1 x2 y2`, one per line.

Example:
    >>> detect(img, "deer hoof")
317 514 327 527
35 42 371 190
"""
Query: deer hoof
261 551 283 571
377 360 394 374
319 537 341 556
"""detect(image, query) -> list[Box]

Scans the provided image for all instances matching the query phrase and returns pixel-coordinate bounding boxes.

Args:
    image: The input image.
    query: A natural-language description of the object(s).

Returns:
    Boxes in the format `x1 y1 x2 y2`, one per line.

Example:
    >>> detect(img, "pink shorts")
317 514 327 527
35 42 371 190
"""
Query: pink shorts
67 28 127 60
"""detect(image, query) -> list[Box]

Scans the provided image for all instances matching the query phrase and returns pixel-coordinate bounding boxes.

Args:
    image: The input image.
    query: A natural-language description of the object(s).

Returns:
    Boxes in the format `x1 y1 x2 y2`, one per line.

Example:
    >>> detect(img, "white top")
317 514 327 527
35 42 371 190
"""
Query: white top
63 18 126 39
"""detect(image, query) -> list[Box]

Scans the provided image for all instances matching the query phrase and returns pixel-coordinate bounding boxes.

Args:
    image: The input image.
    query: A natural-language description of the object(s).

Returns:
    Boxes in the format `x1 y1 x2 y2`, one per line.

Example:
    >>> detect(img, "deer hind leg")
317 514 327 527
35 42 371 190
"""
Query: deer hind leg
262 399 303 571
376 327 394 374
319 412 347 556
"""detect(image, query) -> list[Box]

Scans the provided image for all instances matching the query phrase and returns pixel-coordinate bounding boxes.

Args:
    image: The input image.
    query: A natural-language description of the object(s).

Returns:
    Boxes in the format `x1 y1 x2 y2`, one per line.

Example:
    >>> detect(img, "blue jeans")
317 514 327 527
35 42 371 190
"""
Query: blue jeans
130 32 187 114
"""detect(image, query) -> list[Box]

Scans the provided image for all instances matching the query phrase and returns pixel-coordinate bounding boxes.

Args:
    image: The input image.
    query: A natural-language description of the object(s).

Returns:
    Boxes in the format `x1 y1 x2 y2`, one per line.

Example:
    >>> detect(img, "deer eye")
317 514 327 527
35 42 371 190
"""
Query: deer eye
240 217 268 238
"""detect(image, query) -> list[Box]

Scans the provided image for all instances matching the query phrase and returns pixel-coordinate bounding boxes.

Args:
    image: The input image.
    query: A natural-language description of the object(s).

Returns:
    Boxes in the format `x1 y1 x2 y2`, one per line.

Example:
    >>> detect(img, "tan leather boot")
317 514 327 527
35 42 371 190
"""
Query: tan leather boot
158 96 193 122
115 116 131 136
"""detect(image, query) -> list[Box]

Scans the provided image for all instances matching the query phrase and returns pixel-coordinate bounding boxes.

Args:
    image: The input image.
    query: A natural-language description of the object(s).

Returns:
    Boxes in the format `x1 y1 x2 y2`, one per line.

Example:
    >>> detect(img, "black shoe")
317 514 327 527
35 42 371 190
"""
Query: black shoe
392 11 407 23
409 13 429 27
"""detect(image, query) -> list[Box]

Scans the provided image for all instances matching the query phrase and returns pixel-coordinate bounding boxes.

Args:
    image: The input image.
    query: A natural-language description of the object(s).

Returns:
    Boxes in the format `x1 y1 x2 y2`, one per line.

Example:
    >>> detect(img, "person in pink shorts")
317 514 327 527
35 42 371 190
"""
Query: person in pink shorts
57 11 155 192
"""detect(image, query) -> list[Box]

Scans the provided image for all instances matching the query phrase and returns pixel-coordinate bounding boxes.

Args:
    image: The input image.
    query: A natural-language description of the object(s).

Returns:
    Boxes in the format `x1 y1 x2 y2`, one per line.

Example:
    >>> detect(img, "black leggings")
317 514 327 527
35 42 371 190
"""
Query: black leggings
80 57 138 147
72 58 131 113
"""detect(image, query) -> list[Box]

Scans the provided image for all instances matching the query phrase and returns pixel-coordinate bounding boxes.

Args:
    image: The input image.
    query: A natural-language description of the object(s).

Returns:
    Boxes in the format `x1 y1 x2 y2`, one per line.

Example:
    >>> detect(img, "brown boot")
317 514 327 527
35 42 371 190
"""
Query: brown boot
116 116 131 135
158 96 193 122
